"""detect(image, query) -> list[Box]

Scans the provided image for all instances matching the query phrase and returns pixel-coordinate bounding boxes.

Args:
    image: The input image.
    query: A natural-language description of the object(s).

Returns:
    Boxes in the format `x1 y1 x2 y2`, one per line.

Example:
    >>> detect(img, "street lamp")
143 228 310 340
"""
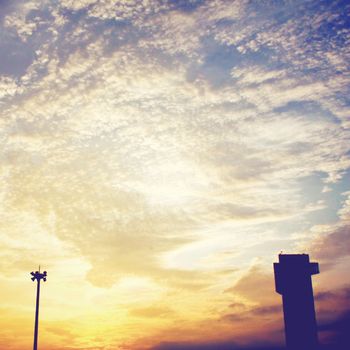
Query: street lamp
30 267 47 350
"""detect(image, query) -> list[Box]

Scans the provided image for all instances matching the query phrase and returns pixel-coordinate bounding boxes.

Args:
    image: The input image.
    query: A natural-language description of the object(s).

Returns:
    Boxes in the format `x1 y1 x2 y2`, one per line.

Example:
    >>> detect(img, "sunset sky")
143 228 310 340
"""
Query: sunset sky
0 0 349 349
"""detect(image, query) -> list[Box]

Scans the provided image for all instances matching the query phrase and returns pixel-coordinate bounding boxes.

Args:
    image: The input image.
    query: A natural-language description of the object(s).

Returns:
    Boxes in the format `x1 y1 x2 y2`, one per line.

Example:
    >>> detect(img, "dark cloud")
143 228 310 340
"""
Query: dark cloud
151 308 350 350
221 312 248 323
221 303 281 325
251 305 281 316
315 287 350 303
311 225 350 265
152 341 283 350
225 265 276 304
318 311 350 350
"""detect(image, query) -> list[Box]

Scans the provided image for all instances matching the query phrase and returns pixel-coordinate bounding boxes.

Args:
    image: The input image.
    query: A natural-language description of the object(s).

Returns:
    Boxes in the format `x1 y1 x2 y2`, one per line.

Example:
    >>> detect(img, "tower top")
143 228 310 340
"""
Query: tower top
275 254 319 275
278 254 311 263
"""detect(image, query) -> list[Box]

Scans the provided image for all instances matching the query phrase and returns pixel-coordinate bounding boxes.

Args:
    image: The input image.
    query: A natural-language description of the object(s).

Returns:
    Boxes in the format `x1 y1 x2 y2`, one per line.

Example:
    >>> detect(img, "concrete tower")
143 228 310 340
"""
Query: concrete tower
274 254 319 350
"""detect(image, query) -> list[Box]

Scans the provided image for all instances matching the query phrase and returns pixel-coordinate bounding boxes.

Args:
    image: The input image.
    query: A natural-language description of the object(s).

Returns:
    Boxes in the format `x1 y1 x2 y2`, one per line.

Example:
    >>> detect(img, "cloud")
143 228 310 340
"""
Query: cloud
307 192 350 268
226 265 276 304
152 341 283 350
312 225 350 262
129 305 175 318
0 1 349 349
318 311 350 350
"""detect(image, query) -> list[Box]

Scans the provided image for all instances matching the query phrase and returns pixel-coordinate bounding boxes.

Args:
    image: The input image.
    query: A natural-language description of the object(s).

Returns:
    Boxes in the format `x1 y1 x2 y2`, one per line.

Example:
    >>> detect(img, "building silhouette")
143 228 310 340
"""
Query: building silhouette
274 254 319 350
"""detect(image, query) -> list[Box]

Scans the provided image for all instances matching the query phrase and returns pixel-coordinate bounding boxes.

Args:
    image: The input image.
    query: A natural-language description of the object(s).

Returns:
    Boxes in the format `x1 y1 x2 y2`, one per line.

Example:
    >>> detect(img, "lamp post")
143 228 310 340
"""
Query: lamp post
30 268 47 350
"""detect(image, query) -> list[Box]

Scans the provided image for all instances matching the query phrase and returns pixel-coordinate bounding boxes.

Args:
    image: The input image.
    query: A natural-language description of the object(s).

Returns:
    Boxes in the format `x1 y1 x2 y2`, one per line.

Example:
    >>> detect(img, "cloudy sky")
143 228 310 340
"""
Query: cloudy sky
0 0 349 349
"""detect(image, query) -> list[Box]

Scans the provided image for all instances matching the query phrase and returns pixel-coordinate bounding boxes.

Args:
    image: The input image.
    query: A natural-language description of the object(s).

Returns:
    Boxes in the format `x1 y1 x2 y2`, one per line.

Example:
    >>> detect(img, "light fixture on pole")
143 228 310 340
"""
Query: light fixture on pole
30 267 47 350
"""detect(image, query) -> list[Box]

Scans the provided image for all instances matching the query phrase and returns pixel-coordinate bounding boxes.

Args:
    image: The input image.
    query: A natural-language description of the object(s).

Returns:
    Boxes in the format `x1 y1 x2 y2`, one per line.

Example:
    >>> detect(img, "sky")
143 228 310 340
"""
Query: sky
0 0 349 349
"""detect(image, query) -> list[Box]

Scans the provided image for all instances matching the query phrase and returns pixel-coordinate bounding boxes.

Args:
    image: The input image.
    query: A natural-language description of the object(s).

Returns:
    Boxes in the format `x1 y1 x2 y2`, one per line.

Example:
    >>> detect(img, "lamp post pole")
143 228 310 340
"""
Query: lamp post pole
30 268 47 350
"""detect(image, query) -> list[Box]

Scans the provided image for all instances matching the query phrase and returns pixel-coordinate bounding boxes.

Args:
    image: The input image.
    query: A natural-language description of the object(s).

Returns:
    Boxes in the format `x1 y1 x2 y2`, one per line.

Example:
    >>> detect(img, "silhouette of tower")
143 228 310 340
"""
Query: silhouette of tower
274 254 319 350
30 268 47 350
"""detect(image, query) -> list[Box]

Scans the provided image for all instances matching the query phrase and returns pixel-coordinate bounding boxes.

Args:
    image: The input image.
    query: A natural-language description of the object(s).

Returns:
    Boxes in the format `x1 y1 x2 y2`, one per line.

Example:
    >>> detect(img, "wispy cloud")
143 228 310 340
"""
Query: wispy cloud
0 0 349 349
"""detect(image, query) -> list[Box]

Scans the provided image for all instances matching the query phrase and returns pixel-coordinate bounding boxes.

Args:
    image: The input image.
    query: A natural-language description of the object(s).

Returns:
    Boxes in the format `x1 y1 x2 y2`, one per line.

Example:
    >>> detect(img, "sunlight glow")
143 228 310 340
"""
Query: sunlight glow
141 156 207 207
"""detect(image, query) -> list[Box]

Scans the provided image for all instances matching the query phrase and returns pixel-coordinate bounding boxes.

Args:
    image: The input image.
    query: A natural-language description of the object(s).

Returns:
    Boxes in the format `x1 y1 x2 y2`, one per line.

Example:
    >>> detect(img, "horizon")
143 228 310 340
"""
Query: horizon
0 0 349 349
